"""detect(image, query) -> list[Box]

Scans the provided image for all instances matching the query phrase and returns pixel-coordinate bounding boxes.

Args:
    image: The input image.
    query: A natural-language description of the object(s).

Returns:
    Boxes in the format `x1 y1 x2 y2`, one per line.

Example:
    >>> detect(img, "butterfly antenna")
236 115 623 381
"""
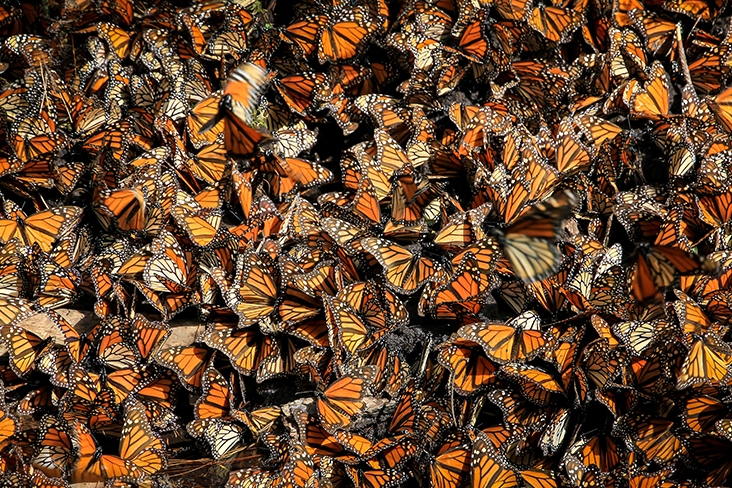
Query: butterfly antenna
685 15 702 44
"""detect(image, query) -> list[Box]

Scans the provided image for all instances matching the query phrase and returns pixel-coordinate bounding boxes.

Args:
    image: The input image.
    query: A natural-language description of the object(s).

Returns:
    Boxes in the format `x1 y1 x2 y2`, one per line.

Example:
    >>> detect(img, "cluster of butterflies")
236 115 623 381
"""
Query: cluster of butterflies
2 0 732 487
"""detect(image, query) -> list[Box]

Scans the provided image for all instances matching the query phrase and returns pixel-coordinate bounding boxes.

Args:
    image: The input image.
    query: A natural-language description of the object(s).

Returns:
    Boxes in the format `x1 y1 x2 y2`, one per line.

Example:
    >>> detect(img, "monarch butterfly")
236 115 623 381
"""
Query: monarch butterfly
321 218 370 255
627 61 672 121
325 90 361 135
445 11 486 63
718 418 732 442
32 416 73 478
155 345 212 390
319 174 382 225
17 381 57 415
428 253 484 319
342 144 381 194
330 62 372 95
195 364 232 421
554 120 593 175
345 466 408 488
430 439 470 488
271 123 318 159
608 27 647 79
33 257 81 310
31 471 70 488
333 430 411 467
277 437 317 487
69 421 141 483
235 406 281 438
621 415 686 465
0 82 30 126
200 322 279 382
487 389 546 430
95 187 148 234
171 189 222 247
578 434 620 473
677 333 732 389
539 408 572 458
522 468 559 488
674 289 724 337
268 155 334 198
583 337 625 390
130 315 170 362
626 349 676 397
577 115 624 150
318 4 378 64
228 468 276 488
96 321 139 371
500 363 565 407
460 311 547 364
96 0 133 24
434 203 490 250
663 0 725 19
83 119 132 161
391 173 442 225
630 243 713 303
1 323 53 376
323 295 371 359
0 405 15 444
187 419 244 460
94 22 136 59
375 128 413 178
0 295 34 327
528 6 583 43
190 141 226 184
118 400 167 474
351 341 402 394
216 63 268 122
138 228 185 287
709 85 732 132
284 12 326 58
63 368 117 426
68 93 108 140
301 416 356 459
0 202 83 253
353 94 405 130
611 319 670 356
134 281 197 321
270 335 304 383
104 367 159 406
492 190 577 283
12 115 65 163
278 284 324 334
681 395 727 434
35 346 75 390
360 237 438 294
295 345 334 385
316 371 371 431
562 454 604 488
188 93 225 148
339 280 408 330
471 431 520 488
96 315 168 371
436 341 498 395
199 63 272 155
449 238 501 283
206 250 279 326
274 72 326 116
206 19 252 60
696 190 732 245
